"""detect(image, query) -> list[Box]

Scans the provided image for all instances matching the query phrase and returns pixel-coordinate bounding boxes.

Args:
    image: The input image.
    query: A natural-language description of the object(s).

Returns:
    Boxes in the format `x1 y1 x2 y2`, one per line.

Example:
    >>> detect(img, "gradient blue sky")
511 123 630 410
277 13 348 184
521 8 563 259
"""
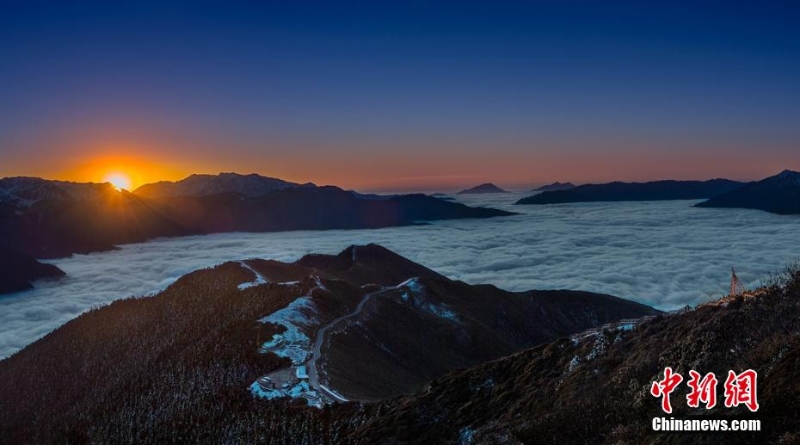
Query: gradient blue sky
1 1 799 191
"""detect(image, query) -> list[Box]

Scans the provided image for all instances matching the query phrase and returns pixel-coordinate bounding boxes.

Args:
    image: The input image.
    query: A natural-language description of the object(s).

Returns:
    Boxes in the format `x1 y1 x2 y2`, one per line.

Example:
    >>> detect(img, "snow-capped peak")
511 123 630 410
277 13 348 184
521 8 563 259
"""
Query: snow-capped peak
133 172 317 198
0 177 114 207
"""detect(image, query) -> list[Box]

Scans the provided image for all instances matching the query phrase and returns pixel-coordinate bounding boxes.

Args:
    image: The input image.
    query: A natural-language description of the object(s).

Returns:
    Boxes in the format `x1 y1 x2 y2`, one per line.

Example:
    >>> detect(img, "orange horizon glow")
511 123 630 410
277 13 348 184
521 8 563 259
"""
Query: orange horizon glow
54 154 193 191
1 125 798 193
1 147 796 194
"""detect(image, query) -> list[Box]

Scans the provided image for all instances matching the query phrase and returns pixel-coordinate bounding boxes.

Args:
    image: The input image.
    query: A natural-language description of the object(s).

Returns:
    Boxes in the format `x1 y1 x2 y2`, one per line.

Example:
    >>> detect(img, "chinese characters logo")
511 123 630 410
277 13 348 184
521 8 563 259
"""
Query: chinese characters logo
650 367 758 413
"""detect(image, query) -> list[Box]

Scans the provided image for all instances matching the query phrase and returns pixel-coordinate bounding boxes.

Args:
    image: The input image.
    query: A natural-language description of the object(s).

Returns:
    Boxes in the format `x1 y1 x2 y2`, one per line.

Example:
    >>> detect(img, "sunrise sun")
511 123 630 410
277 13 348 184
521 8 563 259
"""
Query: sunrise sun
104 173 132 191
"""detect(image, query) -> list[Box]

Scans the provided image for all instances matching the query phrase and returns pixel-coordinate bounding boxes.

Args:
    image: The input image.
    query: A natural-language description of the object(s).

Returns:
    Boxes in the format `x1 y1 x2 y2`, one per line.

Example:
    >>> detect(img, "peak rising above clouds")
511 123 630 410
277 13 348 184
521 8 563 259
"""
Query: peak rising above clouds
132 172 317 198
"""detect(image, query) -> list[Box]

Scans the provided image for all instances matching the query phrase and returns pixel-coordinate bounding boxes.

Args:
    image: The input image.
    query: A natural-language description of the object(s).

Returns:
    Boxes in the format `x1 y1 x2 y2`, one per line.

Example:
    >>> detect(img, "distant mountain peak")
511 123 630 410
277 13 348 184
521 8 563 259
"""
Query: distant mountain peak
0 177 116 207
456 183 509 194
777 169 799 179
696 169 800 214
533 181 576 192
133 172 316 198
294 243 446 286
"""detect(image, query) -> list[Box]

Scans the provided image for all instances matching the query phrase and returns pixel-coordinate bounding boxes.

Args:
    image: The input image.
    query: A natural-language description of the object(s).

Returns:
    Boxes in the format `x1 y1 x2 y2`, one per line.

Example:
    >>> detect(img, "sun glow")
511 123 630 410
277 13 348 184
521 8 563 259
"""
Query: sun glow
55 152 193 192
104 173 132 191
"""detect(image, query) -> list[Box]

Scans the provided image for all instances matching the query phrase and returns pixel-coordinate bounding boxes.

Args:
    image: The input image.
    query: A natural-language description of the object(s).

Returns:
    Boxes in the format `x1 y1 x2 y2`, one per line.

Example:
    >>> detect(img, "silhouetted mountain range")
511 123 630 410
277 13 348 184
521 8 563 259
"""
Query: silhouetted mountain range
532 181 576 192
696 170 800 215
133 172 316 198
0 174 513 263
0 177 116 206
516 179 745 205
0 244 657 443
457 183 509 194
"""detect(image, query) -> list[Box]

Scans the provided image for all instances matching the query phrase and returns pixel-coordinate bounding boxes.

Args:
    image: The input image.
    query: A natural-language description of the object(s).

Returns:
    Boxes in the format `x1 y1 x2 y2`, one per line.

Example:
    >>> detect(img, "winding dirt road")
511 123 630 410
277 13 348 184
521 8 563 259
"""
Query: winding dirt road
307 286 391 403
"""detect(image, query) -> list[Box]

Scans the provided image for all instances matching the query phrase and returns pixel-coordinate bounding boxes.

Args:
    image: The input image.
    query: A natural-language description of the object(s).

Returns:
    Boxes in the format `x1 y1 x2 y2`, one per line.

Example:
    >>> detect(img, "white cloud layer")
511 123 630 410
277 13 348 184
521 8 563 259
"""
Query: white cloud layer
2 193 799 359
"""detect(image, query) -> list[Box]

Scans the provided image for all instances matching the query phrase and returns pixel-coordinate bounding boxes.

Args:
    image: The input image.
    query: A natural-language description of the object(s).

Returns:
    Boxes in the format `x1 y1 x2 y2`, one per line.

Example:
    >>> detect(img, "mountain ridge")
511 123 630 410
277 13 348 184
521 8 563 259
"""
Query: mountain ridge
516 178 745 205
0 175 513 264
351 267 800 444
0 244 658 443
133 172 317 198
0 176 117 207
696 170 800 215
532 181 576 192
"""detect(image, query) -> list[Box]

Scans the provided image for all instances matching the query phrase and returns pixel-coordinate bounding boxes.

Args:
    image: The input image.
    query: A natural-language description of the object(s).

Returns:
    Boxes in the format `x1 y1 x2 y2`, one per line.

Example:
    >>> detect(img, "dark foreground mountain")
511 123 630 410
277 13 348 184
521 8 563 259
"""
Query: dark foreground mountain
457 183 509 194
0 244 657 444
354 268 800 444
696 170 800 215
0 175 512 262
516 179 744 205
0 246 65 293
532 181 576 192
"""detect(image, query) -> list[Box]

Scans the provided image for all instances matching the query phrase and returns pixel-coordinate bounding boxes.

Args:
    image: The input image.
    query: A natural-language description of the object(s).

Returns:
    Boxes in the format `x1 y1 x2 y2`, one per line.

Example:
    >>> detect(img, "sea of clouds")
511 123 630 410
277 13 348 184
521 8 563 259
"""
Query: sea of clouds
1 193 799 358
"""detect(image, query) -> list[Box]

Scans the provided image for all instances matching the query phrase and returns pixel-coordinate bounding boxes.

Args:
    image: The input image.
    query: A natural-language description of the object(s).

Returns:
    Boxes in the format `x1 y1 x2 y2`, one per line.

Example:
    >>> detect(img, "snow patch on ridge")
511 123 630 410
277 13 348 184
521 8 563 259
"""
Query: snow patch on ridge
259 296 317 364
237 261 269 289
585 333 608 361
565 355 581 374
399 277 459 322
313 276 328 292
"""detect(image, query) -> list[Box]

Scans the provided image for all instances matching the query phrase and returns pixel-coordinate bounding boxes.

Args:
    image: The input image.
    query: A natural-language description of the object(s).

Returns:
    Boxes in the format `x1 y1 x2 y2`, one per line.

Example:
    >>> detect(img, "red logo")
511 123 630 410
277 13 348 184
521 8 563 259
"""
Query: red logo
686 370 718 409
724 369 759 412
651 367 758 413
650 367 683 414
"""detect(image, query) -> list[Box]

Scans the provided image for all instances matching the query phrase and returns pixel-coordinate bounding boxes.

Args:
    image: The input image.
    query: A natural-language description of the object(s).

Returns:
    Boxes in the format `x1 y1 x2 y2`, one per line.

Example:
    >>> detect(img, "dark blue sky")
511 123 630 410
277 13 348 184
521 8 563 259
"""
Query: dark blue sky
2 1 799 190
